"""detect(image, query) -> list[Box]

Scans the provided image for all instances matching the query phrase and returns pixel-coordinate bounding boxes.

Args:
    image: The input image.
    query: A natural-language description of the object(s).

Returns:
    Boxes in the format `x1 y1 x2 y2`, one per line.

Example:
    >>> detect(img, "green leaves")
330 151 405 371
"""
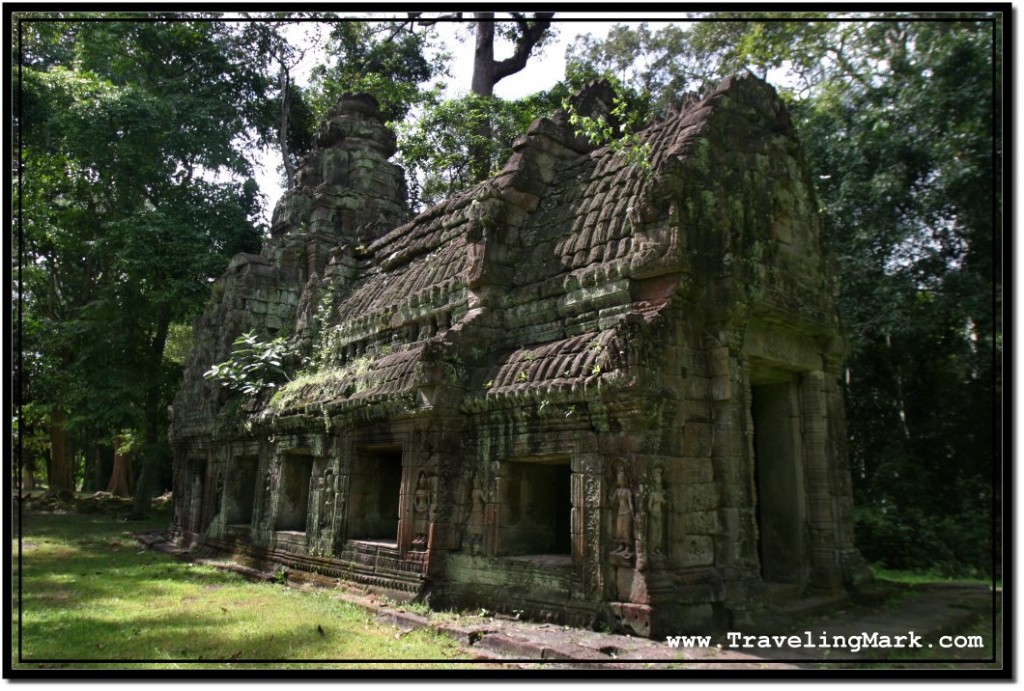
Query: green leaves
16 16 275 493
204 331 292 397
786 17 999 577
307 21 442 124
565 21 725 113
396 90 560 207
562 74 653 175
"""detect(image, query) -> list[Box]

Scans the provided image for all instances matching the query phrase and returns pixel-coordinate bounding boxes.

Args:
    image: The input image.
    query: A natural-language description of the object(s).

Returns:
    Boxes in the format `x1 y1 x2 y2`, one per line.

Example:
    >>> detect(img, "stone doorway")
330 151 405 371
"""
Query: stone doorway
225 456 258 525
750 374 808 585
275 452 314 532
347 446 403 542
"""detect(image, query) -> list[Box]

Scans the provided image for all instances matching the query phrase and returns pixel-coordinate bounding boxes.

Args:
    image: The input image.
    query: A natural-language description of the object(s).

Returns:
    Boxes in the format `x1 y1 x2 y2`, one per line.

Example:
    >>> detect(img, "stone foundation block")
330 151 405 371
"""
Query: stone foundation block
610 602 652 638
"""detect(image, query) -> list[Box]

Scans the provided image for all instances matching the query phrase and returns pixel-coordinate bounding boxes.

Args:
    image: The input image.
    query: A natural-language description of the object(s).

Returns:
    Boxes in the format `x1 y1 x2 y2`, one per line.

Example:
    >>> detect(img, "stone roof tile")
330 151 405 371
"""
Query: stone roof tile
266 74 801 417
478 330 616 399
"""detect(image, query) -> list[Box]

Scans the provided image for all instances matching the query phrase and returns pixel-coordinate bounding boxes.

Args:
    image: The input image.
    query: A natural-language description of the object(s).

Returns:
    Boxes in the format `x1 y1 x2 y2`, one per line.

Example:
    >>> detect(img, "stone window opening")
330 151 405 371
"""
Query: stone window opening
346 446 403 544
496 457 573 563
275 452 315 533
224 455 259 526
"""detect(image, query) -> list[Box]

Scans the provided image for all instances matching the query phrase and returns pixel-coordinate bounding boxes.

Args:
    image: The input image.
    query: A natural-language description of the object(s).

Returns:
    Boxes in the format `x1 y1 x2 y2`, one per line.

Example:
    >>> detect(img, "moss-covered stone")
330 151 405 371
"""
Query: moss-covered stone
170 77 870 639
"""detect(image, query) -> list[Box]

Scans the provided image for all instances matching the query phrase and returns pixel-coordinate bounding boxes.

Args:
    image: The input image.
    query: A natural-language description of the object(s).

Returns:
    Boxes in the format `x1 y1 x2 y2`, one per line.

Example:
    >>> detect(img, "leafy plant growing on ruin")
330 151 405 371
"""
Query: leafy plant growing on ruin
562 73 653 175
204 331 292 396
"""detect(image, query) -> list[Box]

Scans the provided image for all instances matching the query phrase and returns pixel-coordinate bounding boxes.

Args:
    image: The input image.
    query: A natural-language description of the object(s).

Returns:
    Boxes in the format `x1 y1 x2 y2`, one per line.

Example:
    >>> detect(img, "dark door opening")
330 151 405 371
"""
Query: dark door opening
347 446 403 542
751 378 807 584
225 456 258 525
275 453 314 532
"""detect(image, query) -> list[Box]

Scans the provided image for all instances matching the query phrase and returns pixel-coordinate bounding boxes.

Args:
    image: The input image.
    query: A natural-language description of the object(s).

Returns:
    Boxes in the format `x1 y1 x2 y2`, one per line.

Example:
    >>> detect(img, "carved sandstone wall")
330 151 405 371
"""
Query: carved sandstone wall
170 75 869 637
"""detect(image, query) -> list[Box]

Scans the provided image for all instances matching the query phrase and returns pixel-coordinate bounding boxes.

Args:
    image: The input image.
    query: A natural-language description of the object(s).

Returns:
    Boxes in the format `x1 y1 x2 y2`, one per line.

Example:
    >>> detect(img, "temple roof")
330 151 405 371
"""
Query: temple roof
259 73 811 421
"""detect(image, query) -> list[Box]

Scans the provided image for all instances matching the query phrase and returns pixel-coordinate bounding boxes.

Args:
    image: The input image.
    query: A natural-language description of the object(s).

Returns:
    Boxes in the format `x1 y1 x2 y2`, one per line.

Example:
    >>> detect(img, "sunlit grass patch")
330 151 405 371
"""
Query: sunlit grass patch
12 510 478 670
870 565 1001 590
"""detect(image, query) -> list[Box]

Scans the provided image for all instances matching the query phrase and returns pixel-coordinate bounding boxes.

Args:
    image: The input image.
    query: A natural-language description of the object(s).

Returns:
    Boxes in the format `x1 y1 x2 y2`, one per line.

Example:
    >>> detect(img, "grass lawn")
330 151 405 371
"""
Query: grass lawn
12 506 483 671
870 565 1001 590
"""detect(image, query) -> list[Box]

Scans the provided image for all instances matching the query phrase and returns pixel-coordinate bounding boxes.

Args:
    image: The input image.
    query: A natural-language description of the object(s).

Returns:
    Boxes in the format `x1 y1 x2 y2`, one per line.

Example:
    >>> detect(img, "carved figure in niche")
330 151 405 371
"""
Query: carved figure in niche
428 476 438 523
609 468 635 558
465 475 487 555
263 468 274 503
648 466 667 558
412 471 431 549
319 468 335 532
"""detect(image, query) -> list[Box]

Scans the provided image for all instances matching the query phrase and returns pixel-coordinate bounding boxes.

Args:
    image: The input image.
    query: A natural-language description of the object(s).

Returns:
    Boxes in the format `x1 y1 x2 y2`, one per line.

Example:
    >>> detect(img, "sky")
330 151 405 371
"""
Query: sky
253 15 685 218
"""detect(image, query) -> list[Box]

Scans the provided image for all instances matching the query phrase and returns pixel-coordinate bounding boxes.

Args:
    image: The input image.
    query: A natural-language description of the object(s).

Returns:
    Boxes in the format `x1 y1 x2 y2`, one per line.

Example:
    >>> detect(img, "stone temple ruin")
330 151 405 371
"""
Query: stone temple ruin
169 74 870 637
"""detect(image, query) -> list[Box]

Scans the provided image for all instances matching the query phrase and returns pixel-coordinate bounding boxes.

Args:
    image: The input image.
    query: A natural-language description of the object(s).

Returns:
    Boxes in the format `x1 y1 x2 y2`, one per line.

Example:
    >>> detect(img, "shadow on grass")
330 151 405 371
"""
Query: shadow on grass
13 510 471 668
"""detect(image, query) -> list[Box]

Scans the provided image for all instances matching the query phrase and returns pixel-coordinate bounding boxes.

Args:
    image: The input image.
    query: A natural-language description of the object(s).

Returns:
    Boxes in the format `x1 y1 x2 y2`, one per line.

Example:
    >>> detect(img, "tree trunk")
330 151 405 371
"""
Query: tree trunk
468 12 553 183
279 66 295 189
471 13 497 97
82 438 108 492
17 436 37 493
131 306 172 516
22 464 36 493
82 444 96 493
89 443 114 493
106 437 133 498
47 407 75 495
470 13 497 182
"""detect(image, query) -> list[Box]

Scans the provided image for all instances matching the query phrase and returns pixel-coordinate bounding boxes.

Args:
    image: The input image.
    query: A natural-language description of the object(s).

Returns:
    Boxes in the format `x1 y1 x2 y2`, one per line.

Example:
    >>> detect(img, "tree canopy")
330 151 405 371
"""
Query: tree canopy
16 15 272 509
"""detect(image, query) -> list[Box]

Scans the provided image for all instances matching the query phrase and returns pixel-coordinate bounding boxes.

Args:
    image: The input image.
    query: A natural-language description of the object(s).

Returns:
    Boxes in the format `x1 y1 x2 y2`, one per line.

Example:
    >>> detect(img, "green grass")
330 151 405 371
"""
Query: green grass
12 509 483 671
870 564 1002 590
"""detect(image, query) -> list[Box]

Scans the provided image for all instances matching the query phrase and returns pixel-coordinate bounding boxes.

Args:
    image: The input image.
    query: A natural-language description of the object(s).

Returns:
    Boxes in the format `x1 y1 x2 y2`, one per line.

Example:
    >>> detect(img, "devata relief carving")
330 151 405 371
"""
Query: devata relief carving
169 75 869 638
609 468 635 560
648 466 666 559
412 471 431 550
465 475 487 556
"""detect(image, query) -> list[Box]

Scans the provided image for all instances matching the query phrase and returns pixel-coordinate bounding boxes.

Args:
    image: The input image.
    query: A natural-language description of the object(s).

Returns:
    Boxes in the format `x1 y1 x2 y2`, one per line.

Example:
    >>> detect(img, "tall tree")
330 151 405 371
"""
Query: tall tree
307 19 441 123
403 11 555 183
387 13 561 206
396 87 565 208
467 12 554 181
17 15 274 511
469 12 554 97
237 18 323 189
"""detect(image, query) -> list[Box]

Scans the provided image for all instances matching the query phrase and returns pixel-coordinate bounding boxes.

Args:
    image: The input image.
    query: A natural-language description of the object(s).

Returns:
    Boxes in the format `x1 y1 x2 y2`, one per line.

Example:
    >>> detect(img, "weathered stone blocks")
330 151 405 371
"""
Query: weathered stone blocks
172 77 867 639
